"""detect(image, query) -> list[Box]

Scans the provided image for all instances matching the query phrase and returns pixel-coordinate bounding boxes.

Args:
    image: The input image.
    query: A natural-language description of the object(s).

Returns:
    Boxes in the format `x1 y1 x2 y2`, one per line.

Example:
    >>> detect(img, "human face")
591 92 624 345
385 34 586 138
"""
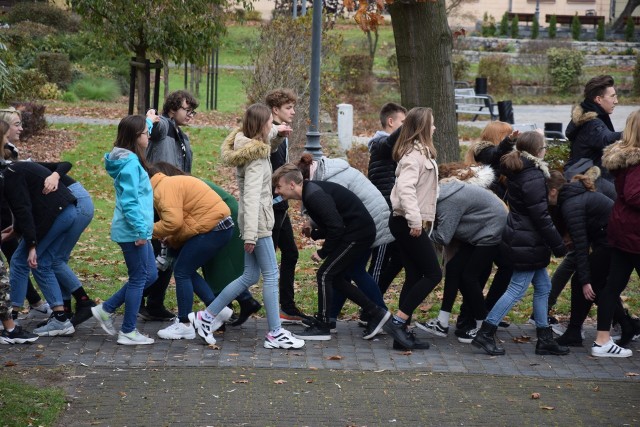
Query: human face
272 102 295 124
387 112 405 133
137 128 149 149
172 100 196 126
430 115 436 138
275 177 300 200
595 86 618 115
262 114 274 140
7 114 22 143
537 143 548 159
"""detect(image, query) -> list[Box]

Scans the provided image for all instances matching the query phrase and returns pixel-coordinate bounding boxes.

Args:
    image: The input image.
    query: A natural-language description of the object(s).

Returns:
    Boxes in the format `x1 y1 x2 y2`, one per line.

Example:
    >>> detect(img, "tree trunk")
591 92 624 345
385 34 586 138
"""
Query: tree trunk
389 0 459 163
612 0 640 32
135 45 147 115
163 54 170 99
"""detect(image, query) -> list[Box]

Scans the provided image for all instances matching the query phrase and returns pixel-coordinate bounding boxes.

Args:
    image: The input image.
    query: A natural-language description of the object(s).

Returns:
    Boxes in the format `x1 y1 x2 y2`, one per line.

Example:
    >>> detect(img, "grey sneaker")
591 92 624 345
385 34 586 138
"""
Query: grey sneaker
33 317 75 337
117 329 154 345
92 304 116 336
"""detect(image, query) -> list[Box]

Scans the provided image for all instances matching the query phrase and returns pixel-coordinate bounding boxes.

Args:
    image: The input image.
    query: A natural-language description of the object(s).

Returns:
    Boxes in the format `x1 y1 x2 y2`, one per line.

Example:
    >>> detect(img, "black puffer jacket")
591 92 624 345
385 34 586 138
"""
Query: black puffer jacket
367 131 396 208
270 125 289 212
501 153 566 270
557 181 612 286
565 101 622 179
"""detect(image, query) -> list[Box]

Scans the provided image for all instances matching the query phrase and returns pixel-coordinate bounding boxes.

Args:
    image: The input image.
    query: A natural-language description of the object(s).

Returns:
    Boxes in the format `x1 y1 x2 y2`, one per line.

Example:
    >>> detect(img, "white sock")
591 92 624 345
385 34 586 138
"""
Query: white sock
438 311 450 327
201 310 215 322
476 320 483 329
6 327 14 333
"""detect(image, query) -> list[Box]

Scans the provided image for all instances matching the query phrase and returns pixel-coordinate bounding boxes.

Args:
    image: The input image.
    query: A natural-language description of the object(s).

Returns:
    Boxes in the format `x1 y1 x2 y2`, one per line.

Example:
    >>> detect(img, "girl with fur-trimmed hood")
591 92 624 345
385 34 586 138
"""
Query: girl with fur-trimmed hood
189 104 304 351
591 110 640 358
472 131 569 357
416 162 508 343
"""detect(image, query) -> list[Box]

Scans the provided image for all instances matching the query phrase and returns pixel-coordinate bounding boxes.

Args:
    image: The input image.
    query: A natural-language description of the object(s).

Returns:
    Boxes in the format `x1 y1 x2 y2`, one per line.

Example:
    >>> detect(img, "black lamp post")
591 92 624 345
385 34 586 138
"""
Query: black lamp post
304 0 323 160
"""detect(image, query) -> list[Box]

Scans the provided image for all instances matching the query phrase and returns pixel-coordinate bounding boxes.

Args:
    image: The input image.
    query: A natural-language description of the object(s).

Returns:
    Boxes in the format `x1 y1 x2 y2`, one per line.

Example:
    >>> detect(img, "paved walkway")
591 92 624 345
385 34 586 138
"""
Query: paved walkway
2 316 639 426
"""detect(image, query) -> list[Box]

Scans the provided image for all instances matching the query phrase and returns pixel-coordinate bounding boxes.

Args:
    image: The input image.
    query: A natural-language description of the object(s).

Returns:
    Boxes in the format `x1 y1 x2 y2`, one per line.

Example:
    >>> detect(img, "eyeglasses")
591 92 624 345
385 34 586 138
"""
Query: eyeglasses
179 106 197 117
541 145 548 149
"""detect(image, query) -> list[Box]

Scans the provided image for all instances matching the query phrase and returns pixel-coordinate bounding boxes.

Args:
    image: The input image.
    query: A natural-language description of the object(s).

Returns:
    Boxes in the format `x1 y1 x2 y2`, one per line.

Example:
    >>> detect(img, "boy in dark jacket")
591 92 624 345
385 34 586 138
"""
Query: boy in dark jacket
273 164 413 347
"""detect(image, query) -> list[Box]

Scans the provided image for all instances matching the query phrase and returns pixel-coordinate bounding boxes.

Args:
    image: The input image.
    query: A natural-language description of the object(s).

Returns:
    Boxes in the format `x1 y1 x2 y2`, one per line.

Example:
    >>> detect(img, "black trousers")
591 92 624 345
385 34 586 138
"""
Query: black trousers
272 209 299 310
597 247 640 331
368 241 404 295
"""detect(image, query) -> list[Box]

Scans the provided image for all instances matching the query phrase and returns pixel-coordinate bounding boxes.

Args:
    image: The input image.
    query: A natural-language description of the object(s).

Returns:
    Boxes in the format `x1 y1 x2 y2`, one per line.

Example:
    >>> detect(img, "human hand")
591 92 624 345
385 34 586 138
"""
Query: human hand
28 247 37 268
311 251 322 262
43 173 60 194
509 130 520 142
134 239 147 247
277 124 292 137
1 226 15 242
409 227 422 237
244 243 255 254
583 283 596 301
146 109 160 123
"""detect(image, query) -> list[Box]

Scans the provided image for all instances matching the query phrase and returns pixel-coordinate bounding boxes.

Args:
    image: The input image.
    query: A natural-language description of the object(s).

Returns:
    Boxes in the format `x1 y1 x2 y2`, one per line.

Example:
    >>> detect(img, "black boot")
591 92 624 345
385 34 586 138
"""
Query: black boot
71 299 97 326
536 326 570 355
555 324 583 347
471 321 505 355
615 312 640 347
231 297 262 326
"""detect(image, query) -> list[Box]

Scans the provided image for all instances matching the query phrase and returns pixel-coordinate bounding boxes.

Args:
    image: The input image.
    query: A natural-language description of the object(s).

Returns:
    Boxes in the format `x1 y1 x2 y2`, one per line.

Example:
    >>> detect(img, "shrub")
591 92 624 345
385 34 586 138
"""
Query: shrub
452 54 470 82
625 17 636 42
339 54 373 94
481 13 496 37
10 102 46 141
547 48 583 93
546 143 570 171
596 18 605 41
478 55 512 95
5 3 75 32
548 15 557 39
531 15 539 39
61 91 79 103
11 69 48 101
37 83 61 100
35 52 72 89
510 15 519 39
499 12 510 37
69 77 121 101
571 14 581 40
633 53 640 96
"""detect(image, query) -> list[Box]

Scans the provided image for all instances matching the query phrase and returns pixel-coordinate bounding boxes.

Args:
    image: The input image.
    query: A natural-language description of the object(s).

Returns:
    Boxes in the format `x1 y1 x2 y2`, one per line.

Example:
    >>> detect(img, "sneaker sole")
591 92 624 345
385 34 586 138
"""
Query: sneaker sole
415 322 448 338
364 311 391 340
35 326 75 337
292 333 330 341
279 317 304 325
263 340 305 349
591 350 633 358
457 337 474 344
157 332 196 340
117 338 155 345
91 307 116 336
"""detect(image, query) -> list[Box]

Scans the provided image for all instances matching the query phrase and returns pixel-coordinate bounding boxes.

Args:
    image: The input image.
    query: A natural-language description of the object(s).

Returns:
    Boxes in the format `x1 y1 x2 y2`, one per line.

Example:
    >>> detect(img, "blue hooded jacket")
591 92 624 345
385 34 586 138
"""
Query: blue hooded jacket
104 147 153 242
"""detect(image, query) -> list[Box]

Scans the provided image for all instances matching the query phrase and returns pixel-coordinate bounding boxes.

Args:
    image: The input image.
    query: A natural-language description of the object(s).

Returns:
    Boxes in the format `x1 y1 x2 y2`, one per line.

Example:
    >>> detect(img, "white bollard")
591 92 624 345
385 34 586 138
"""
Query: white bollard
337 103 353 152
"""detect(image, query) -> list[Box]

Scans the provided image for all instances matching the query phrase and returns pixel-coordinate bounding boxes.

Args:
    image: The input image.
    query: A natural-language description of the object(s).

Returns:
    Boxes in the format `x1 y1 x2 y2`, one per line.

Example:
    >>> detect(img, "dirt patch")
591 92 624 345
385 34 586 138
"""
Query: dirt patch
18 128 81 163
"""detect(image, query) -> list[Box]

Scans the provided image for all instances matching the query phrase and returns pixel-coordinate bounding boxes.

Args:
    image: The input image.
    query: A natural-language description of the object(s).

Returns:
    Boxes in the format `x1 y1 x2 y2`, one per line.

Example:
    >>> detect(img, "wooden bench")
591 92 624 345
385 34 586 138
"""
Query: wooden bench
508 12 536 26
455 89 498 121
546 14 604 28
623 16 640 25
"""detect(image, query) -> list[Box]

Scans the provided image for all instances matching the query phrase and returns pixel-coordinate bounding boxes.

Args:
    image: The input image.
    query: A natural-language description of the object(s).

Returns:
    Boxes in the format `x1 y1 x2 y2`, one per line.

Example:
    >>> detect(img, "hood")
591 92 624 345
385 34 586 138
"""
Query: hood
104 147 137 178
558 180 588 206
220 128 271 167
520 151 550 178
368 130 390 151
315 157 350 181
471 140 497 157
439 164 495 188
563 158 594 180
566 105 599 141
150 172 167 191
602 142 640 172
438 179 465 201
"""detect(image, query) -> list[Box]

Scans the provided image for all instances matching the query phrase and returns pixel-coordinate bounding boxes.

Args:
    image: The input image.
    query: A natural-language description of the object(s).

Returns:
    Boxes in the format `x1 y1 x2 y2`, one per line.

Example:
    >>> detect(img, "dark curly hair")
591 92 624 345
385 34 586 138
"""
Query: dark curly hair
265 88 297 109
162 90 199 116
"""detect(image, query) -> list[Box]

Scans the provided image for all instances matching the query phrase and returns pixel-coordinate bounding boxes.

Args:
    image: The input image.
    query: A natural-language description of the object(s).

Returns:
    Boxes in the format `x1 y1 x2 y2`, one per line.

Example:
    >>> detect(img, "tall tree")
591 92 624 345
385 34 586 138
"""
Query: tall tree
68 0 229 113
612 0 640 32
388 0 459 162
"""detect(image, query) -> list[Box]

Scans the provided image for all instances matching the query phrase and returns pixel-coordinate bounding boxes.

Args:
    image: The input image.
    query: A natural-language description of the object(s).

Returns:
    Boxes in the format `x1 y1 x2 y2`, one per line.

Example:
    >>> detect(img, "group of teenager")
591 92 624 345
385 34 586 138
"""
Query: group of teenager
2 77 639 359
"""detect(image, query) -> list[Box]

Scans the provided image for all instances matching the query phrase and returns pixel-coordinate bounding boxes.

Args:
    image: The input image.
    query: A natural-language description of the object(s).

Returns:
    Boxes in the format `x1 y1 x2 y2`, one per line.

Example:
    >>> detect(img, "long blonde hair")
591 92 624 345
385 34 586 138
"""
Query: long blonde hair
620 110 640 149
392 107 436 161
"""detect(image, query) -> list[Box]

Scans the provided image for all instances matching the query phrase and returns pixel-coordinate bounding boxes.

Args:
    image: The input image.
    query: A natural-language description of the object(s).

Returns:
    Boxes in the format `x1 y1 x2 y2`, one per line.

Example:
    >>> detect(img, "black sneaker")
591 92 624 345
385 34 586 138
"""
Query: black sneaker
363 307 391 340
0 325 39 344
280 306 313 325
358 309 370 327
457 326 479 344
383 319 415 349
71 299 97 326
393 330 430 350
138 305 175 321
292 322 331 341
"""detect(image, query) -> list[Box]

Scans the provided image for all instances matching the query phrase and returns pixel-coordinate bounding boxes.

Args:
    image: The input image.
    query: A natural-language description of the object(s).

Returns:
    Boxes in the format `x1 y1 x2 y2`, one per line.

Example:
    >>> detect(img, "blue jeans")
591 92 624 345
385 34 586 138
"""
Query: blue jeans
103 241 157 333
57 182 94 299
329 248 386 320
207 236 280 331
485 268 551 328
174 227 233 321
10 204 78 308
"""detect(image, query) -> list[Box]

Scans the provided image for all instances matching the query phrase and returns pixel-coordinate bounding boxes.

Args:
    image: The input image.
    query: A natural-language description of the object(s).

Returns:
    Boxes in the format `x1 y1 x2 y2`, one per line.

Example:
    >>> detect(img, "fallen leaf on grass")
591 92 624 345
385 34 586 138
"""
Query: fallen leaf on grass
232 379 249 384
625 372 639 377
4 361 16 367
274 380 287 384
326 355 343 360
592 386 600 392
540 406 555 410
513 335 531 343
305 380 314 384
118 391 127 397
531 392 541 399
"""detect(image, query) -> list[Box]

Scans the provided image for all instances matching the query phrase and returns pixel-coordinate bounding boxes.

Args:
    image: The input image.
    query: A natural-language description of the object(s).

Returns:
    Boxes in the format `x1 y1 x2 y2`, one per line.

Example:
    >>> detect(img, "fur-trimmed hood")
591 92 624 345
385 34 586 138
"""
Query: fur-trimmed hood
220 128 271 167
570 105 599 128
439 164 495 187
472 140 500 157
520 151 551 178
602 142 640 172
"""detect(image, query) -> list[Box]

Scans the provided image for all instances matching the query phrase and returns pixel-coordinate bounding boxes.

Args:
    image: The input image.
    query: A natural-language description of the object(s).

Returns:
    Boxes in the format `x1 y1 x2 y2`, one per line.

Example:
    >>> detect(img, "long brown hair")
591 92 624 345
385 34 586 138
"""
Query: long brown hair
242 103 272 142
392 107 436 162
620 109 640 149
295 153 314 180
500 131 544 172
114 115 150 171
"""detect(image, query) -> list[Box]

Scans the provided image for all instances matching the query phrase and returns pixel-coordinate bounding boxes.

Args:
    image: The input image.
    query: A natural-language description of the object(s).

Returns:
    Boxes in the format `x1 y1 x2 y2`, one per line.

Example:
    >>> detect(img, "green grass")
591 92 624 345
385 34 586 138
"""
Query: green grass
0 374 66 427
54 122 639 325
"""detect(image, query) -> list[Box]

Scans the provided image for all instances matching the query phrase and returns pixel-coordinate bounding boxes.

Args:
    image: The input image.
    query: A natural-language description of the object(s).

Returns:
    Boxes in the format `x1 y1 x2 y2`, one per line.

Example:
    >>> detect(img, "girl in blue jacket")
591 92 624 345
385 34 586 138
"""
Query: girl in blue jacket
92 115 157 345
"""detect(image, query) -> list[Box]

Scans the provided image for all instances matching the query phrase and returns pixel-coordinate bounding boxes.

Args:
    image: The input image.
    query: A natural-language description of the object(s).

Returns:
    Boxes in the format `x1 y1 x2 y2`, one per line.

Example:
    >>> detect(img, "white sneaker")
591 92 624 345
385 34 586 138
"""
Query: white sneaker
28 302 52 318
415 319 449 337
591 339 632 358
117 329 154 345
264 328 305 349
188 308 232 345
157 319 196 340
91 304 116 336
